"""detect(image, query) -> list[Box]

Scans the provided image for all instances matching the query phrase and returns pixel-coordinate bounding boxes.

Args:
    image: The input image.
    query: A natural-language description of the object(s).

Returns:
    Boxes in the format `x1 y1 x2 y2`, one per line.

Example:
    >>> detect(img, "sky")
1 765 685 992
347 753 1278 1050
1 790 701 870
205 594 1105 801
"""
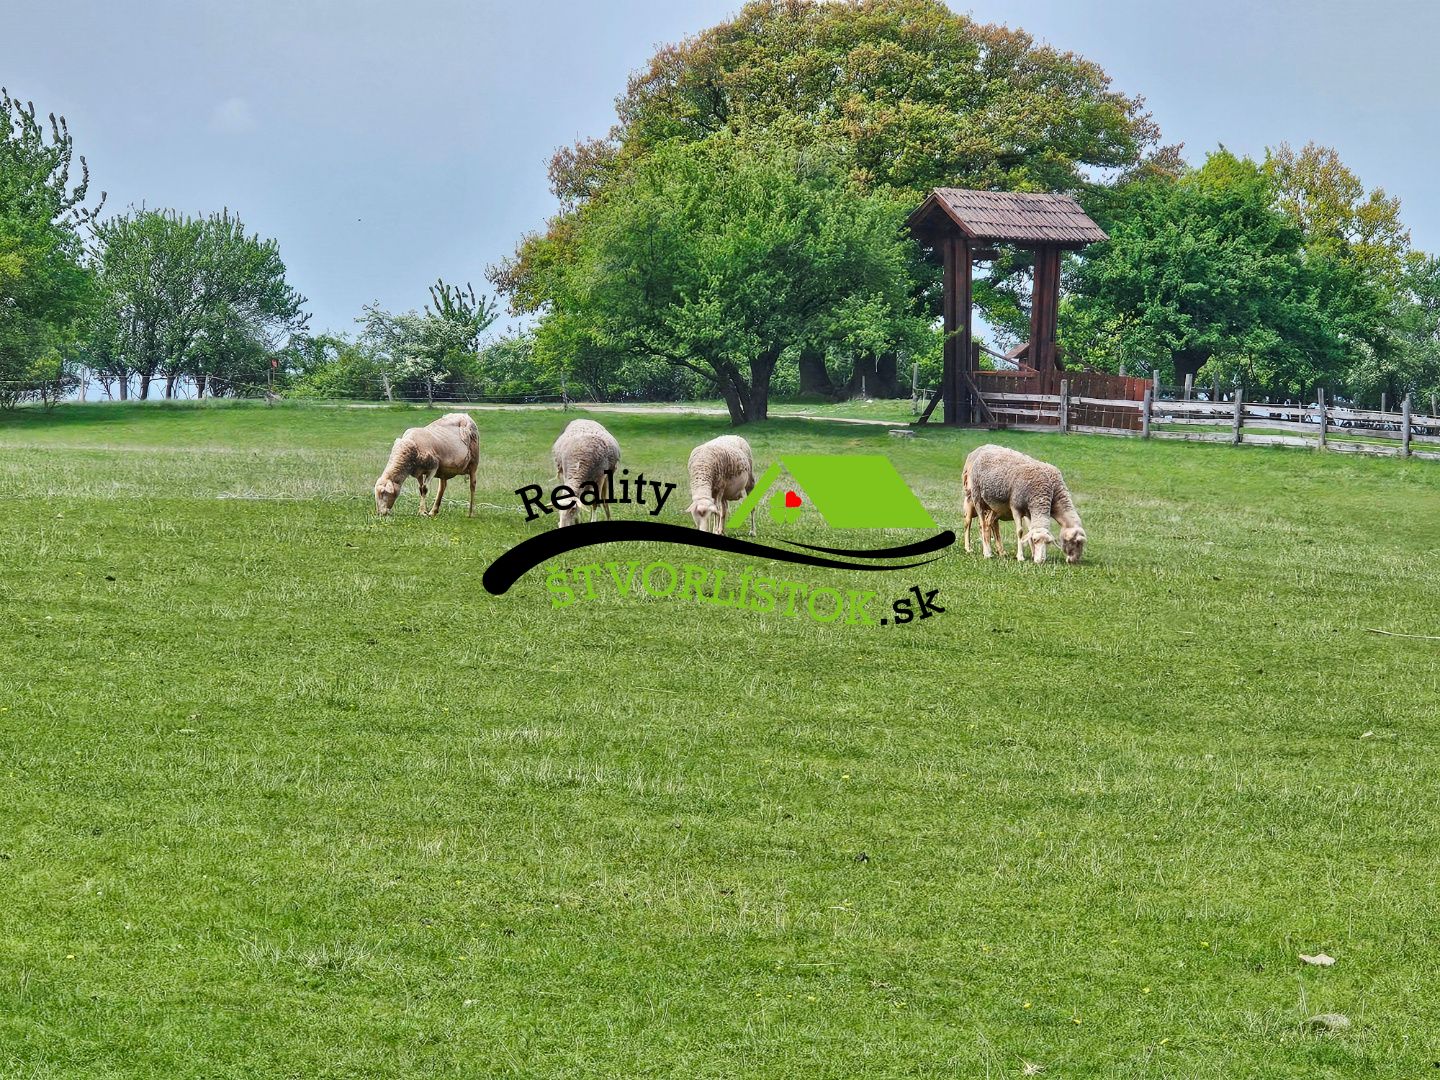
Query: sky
4 0 1438 336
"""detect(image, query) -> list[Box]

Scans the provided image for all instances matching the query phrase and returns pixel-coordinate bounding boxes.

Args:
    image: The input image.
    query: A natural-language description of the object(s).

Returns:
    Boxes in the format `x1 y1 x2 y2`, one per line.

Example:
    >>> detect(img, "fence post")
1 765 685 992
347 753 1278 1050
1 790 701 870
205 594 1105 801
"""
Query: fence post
1142 386 1152 439
1316 388 1327 451
426 375 434 408
1153 369 1161 396
1211 370 1220 402
1381 391 1387 415
1058 379 1070 433
1232 386 1244 445
1402 393 1412 458
1183 373 1194 401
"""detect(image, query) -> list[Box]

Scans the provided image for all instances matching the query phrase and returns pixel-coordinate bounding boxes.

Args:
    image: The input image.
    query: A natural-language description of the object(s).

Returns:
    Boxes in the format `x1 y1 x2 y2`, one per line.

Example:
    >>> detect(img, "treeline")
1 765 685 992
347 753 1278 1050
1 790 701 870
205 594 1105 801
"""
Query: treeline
491 0 1440 423
1 88 550 408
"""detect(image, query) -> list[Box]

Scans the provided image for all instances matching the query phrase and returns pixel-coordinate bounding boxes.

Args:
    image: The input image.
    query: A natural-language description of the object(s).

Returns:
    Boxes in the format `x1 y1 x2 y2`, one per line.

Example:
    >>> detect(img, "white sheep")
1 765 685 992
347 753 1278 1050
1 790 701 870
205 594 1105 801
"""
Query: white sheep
686 434 756 534
962 444 1086 564
374 412 480 517
551 418 621 528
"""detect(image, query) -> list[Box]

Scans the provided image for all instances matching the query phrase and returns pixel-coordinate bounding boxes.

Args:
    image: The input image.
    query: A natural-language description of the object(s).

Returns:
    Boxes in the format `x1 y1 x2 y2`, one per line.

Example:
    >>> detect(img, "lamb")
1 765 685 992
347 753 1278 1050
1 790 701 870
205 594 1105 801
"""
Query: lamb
374 412 479 517
686 434 757 535
961 444 1087 564
961 464 1017 558
551 418 621 528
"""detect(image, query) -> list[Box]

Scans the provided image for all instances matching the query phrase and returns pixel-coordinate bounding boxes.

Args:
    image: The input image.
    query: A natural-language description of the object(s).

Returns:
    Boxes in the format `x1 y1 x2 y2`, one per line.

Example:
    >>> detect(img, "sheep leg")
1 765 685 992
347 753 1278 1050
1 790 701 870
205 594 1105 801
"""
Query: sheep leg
430 477 447 516
979 509 994 559
717 498 728 534
416 474 431 515
600 471 613 521
467 469 476 518
991 512 1006 558
1011 502 1027 561
962 496 974 553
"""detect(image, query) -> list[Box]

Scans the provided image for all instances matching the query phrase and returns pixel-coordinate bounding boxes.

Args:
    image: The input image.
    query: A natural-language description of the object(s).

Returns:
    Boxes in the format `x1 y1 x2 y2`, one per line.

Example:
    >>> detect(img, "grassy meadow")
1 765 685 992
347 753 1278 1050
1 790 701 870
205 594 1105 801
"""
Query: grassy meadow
1 401 1439 1078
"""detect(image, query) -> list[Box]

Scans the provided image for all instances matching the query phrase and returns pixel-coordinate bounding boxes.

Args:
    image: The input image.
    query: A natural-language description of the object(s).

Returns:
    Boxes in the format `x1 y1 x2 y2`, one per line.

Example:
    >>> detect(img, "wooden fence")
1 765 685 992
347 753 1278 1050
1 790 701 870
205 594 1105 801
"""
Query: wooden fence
976 383 1440 462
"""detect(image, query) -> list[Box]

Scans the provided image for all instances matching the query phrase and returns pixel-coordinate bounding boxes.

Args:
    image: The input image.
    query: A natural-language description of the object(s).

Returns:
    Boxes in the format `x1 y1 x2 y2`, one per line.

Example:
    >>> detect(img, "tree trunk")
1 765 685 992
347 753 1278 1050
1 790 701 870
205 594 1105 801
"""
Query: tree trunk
846 355 878 397
139 373 152 400
1173 350 1207 385
164 377 175 399
798 350 835 399
118 376 129 402
875 353 900 398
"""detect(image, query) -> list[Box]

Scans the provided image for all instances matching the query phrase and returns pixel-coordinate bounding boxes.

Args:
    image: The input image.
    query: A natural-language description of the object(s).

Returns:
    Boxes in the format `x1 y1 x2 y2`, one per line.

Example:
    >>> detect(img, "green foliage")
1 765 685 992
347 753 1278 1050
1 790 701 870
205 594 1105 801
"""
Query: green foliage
494 0 1167 354
531 136 928 423
0 88 100 405
1264 142 1410 288
90 209 308 398
1351 252 1440 407
1064 150 1357 396
356 278 499 399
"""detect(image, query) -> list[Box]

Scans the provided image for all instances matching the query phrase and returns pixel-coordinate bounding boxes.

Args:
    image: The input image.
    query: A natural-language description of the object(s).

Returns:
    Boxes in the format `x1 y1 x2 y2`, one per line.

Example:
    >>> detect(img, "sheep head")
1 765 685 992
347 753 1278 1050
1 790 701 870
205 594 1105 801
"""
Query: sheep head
1060 524 1087 564
374 477 401 516
688 497 718 532
1028 526 1055 564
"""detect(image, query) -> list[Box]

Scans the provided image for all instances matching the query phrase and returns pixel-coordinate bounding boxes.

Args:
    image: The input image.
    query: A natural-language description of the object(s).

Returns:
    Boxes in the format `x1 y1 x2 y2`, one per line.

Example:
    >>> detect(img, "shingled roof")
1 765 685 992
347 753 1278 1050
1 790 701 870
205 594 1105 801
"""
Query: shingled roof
908 188 1107 248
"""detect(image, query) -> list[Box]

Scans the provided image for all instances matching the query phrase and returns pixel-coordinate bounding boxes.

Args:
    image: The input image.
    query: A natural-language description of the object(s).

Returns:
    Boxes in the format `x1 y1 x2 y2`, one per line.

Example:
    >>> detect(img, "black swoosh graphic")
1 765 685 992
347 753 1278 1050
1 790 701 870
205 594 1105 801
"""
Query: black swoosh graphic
482 521 956 596
777 532 955 559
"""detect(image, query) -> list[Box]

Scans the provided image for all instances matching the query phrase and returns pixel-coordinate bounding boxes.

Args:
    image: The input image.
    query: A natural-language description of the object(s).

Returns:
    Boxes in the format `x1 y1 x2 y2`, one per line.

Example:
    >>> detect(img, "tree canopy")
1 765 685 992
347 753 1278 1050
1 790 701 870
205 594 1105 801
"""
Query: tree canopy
531 136 928 423
90 209 308 399
0 87 102 406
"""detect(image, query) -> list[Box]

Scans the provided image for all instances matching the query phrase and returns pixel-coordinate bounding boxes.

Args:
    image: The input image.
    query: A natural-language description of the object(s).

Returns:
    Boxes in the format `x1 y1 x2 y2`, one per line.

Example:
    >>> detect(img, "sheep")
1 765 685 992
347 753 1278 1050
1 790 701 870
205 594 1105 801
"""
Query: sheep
962 464 1019 558
961 444 1087 564
374 412 479 517
551 418 621 528
686 434 757 535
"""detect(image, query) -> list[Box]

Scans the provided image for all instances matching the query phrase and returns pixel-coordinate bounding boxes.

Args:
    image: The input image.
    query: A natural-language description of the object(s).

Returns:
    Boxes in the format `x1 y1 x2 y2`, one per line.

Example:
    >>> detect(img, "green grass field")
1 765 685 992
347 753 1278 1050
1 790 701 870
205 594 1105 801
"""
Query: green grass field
2 401 1439 1078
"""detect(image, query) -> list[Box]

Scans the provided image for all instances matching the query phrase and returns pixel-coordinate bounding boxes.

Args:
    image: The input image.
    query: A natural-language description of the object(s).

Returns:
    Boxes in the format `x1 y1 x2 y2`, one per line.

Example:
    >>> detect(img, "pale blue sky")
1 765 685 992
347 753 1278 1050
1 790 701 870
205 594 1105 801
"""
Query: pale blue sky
4 0 1436 334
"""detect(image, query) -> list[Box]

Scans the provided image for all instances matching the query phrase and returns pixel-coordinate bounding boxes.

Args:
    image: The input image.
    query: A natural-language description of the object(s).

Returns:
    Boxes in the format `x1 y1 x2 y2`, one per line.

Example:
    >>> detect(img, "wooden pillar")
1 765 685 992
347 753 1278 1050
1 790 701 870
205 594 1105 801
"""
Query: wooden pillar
1316 388 1327 450
1402 393 1412 458
1142 386 1153 439
942 234 972 425
1028 246 1061 373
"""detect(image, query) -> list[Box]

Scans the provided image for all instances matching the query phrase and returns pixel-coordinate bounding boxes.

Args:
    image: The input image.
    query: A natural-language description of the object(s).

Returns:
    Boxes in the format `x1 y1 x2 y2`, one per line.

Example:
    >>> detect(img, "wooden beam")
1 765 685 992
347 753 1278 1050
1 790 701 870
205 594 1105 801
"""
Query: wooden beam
1027 246 1061 373
941 234 972 425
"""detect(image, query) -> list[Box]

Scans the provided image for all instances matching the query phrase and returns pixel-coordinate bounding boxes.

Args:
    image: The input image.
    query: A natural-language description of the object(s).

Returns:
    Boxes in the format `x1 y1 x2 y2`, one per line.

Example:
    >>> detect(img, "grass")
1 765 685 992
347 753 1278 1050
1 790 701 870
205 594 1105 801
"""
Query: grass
2 399 1439 1078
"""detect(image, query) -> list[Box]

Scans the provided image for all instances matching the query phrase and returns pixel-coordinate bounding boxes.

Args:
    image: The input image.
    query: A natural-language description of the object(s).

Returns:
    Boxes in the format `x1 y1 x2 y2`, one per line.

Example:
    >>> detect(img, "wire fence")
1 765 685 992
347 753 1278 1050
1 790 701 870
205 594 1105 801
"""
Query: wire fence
0 371 570 409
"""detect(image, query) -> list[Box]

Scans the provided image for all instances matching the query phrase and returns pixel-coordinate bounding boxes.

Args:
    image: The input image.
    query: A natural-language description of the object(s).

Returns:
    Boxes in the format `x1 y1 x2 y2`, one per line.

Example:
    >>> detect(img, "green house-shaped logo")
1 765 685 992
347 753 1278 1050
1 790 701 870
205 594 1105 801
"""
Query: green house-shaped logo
727 454 936 531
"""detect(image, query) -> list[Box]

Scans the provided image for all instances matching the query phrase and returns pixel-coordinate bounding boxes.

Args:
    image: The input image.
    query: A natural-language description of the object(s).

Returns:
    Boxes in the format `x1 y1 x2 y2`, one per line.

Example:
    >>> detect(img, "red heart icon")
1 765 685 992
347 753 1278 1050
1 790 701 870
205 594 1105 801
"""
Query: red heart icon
784 491 801 508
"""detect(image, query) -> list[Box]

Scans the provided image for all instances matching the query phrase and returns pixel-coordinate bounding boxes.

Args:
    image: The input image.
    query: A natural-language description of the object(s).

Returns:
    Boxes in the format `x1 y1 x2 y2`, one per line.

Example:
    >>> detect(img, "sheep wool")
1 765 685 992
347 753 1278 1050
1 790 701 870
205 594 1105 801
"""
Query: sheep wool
685 434 757 535
550 419 621 528
962 443 1086 564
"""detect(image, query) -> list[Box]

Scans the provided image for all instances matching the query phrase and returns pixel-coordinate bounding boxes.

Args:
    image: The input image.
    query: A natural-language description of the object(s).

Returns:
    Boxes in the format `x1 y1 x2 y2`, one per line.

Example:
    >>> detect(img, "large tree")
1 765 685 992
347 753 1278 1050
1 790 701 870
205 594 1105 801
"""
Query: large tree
0 88 102 407
1062 150 1345 395
492 0 1167 397
531 136 927 424
90 209 308 399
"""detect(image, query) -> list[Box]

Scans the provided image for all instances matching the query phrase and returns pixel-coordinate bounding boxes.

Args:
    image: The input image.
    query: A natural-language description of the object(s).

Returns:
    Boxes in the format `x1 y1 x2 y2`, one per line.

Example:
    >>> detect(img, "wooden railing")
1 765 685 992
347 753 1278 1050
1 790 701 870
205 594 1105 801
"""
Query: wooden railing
975 383 1440 461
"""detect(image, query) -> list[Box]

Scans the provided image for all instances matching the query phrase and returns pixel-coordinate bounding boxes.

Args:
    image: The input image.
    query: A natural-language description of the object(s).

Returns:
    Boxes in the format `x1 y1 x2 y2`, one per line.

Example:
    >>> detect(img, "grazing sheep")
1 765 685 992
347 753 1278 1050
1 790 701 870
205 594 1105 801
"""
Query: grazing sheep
962 444 1087 564
374 412 479 517
962 462 1020 558
686 434 757 535
551 418 621 528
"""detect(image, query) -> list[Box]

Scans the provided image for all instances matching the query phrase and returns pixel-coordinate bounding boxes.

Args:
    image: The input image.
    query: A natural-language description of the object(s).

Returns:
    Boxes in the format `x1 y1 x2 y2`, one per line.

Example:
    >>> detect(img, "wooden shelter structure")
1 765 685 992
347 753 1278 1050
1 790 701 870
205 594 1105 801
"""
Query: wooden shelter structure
908 189 1109 425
